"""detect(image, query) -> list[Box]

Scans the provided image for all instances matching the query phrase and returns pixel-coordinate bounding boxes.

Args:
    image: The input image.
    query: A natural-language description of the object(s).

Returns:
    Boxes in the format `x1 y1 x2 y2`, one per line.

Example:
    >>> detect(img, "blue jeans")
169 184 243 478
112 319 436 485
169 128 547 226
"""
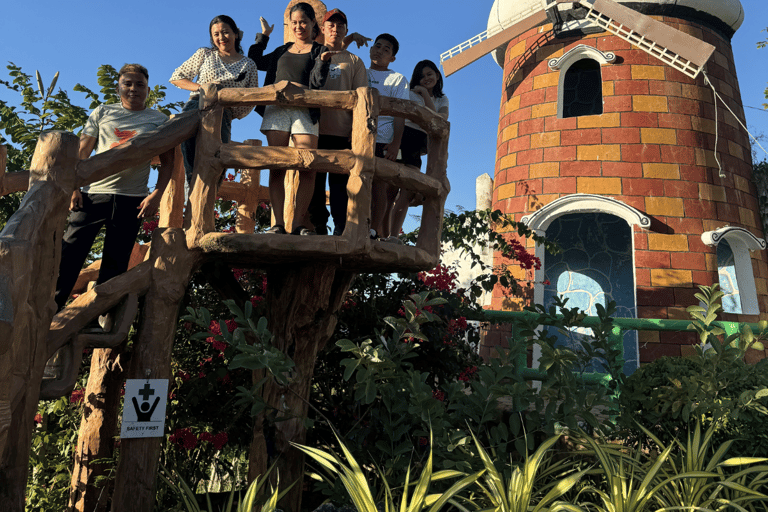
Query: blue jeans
181 97 233 183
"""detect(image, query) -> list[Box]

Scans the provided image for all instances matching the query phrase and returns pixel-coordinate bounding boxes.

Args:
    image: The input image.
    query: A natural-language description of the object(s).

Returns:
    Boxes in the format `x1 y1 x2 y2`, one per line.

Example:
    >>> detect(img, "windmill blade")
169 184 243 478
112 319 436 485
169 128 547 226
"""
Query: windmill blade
440 2 553 77
575 0 715 78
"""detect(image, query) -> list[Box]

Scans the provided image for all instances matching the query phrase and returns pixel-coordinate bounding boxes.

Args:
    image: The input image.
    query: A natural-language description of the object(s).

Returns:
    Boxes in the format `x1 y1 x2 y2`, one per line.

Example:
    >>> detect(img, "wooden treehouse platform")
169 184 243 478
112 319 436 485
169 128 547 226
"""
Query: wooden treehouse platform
0 81 450 511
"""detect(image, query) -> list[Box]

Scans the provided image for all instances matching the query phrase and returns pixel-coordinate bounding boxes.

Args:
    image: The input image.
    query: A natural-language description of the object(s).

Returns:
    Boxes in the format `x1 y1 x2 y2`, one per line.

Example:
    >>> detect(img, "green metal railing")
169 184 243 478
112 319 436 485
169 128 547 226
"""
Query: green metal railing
483 310 762 385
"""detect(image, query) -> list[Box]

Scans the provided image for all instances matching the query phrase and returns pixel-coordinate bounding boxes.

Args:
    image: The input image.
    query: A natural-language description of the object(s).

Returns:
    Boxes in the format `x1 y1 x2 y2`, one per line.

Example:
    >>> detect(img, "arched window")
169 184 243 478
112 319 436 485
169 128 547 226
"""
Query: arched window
702 227 766 315
549 44 614 119
562 59 602 118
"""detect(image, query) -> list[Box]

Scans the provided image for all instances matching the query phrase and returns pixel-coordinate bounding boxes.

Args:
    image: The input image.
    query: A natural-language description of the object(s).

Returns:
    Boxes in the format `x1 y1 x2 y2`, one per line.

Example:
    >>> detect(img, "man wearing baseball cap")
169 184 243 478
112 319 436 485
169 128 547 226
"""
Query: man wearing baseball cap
308 8 368 236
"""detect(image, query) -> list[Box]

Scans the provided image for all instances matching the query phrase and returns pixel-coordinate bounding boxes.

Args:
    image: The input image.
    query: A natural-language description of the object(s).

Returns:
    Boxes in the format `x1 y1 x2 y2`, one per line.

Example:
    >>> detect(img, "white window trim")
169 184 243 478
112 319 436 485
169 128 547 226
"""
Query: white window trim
702 226 766 315
549 44 615 119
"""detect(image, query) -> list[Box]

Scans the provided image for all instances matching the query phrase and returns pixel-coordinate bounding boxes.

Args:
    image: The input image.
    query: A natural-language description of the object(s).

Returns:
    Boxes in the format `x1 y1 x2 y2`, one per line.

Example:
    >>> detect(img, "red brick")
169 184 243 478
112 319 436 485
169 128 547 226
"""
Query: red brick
508 135 531 153
641 344 681 362
649 80 682 97
516 178 543 195
680 165 709 183
623 178 665 196
617 50 650 65
602 127 640 144
517 148 544 165
615 81 650 96
621 112 659 128
665 67 696 84
683 199 716 218
663 180 699 198
637 286 676 306
561 160 600 176
543 177 577 194
638 305 668 319
669 96 704 116
518 118 545 136
670 252 706 270
622 195 646 211
602 162 642 177
502 196 527 213
687 235 710 254
634 232 648 250
622 144 662 163
636 268 651 286
544 86 559 103
543 145 577 162
602 65 632 81
561 128 601 146
665 217 703 233
660 146 695 165
604 95 633 112
658 113 692 130
509 107 532 124
545 117 578 131
674 286 707 306
506 166 529 182
636 250 671 268
676 129 709 148
715 202 739 223
520 88 547 108
664 331 698 345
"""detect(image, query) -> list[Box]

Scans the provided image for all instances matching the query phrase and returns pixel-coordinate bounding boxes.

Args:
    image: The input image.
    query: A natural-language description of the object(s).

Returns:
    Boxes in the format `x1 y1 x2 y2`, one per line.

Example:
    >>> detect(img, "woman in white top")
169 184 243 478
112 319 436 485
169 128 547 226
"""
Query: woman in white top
390 60 449 238
170 14 259 183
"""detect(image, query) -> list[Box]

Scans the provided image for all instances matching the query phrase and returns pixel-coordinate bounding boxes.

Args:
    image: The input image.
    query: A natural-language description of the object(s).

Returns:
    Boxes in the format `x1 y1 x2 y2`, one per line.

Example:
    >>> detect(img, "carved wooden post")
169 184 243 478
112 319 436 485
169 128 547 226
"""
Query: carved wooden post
159 145 185 229
110 228 197 512
345 87 378 246
259 264 355 512
0 131 79 511
236 140 263 234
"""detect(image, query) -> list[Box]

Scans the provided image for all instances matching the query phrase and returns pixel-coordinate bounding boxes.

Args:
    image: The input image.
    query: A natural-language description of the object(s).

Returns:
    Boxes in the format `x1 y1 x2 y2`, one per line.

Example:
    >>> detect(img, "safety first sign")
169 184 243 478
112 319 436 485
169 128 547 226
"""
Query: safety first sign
120 379 168 439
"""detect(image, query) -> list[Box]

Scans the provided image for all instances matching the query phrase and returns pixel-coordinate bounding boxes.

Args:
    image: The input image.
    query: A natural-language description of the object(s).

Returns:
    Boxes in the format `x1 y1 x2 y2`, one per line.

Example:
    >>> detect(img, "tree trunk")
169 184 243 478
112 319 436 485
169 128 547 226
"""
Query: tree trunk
110 228 197 512
67 346 125 512
252 264 354 512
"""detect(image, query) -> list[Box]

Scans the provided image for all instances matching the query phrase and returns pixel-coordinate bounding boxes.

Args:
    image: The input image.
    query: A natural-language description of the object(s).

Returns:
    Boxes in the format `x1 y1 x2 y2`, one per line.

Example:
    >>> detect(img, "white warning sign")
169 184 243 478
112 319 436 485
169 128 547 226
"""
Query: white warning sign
120 379 168 439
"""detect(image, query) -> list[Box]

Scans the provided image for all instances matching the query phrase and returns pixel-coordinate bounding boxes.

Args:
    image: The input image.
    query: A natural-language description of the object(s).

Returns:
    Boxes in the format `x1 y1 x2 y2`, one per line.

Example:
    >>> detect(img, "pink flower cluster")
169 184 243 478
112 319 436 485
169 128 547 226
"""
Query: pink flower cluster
506 238 541 270
458 366 478 382
206 319 238 352
418 263 458 292
170 428 229 450
141 219 159 235
432 389 445 402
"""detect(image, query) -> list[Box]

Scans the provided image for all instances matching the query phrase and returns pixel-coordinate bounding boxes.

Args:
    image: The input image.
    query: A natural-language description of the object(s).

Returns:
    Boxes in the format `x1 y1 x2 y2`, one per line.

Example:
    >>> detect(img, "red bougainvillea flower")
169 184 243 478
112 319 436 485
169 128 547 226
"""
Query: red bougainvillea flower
417 263 458 292
212 432 229 450
418 437 428 446
70 389 85 404
34 414 42 424
170 428 198 450
432 390 445 402
141 219 159 235
198 432 214 443
458 365 478 382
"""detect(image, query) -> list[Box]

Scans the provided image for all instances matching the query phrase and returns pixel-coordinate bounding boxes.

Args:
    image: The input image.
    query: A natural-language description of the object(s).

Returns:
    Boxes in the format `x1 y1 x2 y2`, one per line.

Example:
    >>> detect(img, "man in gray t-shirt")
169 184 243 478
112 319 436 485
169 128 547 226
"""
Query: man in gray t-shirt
54 63 173 312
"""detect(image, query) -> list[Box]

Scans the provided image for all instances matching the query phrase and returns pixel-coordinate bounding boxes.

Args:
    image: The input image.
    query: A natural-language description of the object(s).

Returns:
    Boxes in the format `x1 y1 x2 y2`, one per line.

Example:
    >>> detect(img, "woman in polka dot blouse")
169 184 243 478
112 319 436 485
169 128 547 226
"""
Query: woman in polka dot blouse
170 14 259 183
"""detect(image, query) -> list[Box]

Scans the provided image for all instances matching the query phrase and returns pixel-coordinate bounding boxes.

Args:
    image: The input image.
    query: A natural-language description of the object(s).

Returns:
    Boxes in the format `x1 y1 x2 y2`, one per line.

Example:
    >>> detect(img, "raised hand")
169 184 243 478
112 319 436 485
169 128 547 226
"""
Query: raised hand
260 16 274 37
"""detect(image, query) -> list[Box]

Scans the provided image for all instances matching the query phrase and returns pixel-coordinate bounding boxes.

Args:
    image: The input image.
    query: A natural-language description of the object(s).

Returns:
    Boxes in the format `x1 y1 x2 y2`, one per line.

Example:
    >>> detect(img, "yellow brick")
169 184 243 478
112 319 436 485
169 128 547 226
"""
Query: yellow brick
702 219 725 232
643 163 680 179
577 177 622 194
501 297 526 312
691 116 716 134
680 345 697 357
508 40 527 61
634 96 668 112
728 140 744 160
531 102 557 118
577 145 621 161
528 194 558 212
667 307 690 320
537 43 563 62
497 183 515 200
645 197 684 217
680 84 710 102
651 269 693 287
531 132 560 148
631 65 666 80
705 253 717 272
648 234 689 252
507 264 527 280
500 153 517 169
502 123 519 141
698 183 727 202
533 72 559 90
755 278 768 296
740 207 757 228
602 81 614 96
695 148 720 168
641 128 677 145
529 162 560 178
734 174 750 193
577 113 621 128
505 95 521 114
639 330 660 344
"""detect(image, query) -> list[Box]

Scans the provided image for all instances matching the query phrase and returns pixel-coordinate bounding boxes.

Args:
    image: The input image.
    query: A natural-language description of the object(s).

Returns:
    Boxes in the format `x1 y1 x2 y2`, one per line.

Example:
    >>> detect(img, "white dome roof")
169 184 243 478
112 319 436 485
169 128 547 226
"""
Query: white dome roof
487 0 745 66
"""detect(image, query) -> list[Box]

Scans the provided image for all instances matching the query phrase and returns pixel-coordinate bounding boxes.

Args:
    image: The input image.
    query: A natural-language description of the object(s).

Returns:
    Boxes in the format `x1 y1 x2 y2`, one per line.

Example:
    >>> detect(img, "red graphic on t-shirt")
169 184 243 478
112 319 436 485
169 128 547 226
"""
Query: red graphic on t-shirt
110 128 138 148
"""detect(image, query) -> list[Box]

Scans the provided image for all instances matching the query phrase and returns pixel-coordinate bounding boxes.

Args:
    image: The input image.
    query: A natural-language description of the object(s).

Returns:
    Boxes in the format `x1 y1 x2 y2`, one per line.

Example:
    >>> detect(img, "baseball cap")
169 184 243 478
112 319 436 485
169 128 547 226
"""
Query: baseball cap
322 8 347 24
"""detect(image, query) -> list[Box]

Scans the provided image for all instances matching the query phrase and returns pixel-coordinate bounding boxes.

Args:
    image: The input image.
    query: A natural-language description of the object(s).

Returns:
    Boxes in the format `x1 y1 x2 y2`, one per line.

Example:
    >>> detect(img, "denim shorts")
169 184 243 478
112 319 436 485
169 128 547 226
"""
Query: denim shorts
260 105 318 136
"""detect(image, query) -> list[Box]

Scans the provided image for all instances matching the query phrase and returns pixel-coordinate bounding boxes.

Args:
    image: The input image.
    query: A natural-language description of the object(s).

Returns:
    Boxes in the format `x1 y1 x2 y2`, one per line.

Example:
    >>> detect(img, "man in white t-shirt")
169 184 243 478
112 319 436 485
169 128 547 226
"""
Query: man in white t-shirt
54 63 174 313
367 33 409 240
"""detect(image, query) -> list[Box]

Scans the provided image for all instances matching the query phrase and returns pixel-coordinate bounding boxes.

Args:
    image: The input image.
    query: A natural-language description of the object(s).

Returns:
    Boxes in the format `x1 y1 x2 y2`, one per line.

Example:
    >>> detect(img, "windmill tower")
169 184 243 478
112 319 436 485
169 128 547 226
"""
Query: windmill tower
442 0 768 369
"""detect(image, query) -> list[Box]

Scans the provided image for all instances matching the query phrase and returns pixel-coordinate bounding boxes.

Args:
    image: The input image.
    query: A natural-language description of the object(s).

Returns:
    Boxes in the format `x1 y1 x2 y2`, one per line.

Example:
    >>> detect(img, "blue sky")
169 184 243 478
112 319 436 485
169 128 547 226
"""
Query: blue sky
3 0 768 231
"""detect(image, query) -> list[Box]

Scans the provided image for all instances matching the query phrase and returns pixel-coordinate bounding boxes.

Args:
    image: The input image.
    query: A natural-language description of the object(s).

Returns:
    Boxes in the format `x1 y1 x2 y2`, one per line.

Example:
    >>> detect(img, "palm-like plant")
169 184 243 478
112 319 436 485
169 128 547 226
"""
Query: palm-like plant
460 431 588 512
294 431 483 512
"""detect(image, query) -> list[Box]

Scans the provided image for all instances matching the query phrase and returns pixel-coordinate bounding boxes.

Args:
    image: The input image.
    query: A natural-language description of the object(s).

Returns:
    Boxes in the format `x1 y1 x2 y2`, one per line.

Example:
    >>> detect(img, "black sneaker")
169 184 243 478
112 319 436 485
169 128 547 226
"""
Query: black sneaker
292 226 316 236
265 225 287 234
